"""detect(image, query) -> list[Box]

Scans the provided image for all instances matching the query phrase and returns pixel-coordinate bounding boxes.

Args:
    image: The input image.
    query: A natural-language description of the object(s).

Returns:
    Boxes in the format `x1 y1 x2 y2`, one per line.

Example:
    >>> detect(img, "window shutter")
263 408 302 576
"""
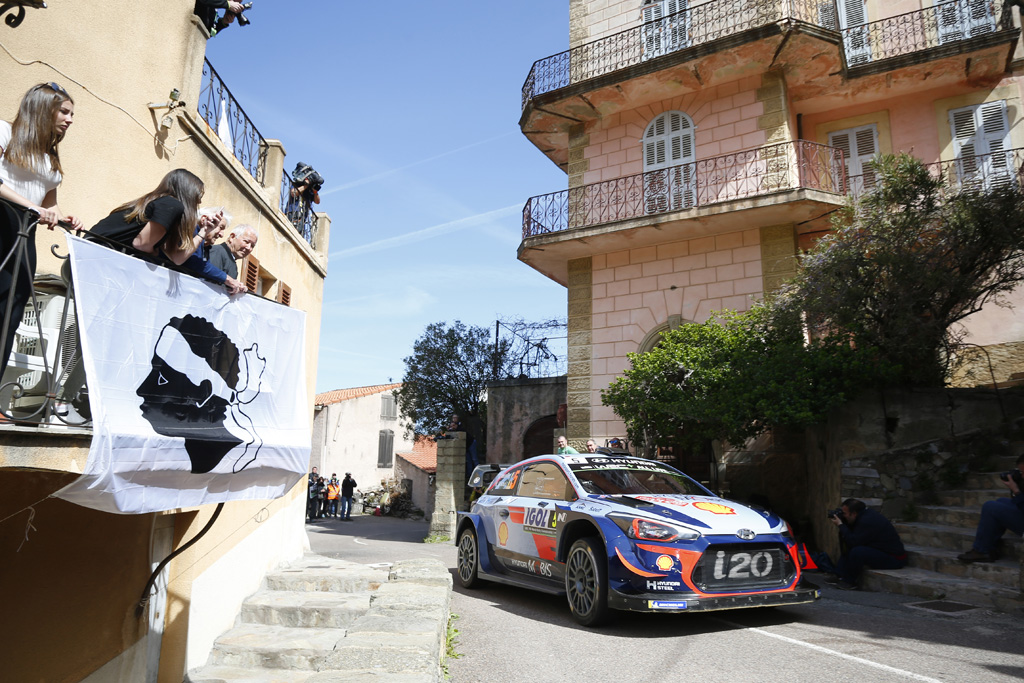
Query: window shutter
950 101 1010 186
378 429 394 467
243 255 260 294
278 282 292 307
641 2 664 58
643 111 696 213
828 125 878 191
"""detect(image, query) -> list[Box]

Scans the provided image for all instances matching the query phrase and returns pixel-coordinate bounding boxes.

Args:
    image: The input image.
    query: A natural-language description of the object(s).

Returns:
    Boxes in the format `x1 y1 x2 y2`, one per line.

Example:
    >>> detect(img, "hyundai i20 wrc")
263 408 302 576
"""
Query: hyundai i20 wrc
455 453 820 626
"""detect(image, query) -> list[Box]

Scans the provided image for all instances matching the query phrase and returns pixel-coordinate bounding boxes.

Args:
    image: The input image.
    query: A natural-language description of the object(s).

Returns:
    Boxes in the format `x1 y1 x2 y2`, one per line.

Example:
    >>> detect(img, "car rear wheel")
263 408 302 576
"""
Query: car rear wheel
457 528 480 588
565 537 609 626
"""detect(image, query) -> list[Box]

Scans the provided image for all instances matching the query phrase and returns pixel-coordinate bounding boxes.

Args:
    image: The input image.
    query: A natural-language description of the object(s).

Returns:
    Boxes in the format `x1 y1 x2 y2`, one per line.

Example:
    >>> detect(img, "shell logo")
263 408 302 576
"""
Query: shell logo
498 522 509 546
693 501 736 515
656 554 674 571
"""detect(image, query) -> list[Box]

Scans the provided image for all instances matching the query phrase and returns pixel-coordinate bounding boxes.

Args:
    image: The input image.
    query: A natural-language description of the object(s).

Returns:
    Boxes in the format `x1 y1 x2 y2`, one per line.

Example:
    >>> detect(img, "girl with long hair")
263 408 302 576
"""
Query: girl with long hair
1 82 82 377
88 168 207 265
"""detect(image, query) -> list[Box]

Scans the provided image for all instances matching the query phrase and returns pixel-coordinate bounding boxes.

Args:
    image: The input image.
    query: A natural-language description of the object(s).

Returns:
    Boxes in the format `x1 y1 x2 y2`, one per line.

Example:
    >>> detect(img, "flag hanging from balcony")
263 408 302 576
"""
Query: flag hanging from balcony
55 236 310 514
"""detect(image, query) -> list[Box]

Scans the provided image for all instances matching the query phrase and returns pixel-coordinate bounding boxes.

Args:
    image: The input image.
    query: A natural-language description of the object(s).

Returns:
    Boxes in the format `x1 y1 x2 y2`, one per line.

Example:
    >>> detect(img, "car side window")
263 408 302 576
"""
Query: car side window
489 466 522 496
517 462 574 501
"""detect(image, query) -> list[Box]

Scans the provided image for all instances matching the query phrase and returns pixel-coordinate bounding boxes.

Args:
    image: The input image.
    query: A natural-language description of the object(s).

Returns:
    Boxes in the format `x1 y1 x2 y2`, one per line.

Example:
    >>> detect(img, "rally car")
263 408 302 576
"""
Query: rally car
455 453 819 626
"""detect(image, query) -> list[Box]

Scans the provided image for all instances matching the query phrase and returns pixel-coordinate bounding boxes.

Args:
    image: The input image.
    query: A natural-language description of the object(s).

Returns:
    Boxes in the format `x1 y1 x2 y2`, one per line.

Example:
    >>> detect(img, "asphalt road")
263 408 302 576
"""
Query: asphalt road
307 513 1024 683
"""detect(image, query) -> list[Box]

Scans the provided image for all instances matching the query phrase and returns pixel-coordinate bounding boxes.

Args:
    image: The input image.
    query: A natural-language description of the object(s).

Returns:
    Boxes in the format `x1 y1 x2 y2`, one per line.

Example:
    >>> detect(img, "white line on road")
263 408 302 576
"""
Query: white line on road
712 618 943 683
352 538 367 545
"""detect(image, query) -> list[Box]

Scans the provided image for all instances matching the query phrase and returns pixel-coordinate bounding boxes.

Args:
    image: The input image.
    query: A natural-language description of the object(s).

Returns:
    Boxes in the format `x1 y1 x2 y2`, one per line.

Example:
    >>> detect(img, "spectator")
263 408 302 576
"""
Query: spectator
340 472 357 521
308 474 324 522
87 169 205 266
181 207 246 294
1 83 82 379
827 498 907 590
957 455 1024 563
586 439 598 453
209 223 257 279
326 474 340 518
557 436 578 455
194 1 244 37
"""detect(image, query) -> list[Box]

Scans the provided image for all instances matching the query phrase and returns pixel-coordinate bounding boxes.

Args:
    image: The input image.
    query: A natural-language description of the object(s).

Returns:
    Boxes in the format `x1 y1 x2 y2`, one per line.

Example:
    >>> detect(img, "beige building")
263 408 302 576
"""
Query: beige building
519 0 1024 466
0 4 329 681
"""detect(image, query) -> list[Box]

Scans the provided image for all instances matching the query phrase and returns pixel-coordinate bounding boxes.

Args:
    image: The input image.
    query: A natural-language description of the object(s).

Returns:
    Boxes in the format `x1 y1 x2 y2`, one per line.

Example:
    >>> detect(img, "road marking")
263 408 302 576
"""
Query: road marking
713 618 943 683
353 538 367 545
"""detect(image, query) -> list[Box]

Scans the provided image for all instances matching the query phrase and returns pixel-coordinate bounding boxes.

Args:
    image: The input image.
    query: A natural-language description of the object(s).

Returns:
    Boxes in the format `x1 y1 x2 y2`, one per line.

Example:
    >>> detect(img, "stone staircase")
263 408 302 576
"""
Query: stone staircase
185 555 452 683
863 454 1024 612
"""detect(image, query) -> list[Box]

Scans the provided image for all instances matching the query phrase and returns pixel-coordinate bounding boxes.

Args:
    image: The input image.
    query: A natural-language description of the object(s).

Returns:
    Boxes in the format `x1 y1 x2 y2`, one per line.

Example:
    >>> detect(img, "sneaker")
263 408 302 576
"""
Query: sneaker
836 580 859 591
957 549 995 563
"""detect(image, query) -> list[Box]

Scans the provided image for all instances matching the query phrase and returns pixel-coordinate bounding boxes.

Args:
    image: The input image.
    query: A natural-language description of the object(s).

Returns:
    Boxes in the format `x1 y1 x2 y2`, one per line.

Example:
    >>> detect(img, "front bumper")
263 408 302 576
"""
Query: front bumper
608 580 821 613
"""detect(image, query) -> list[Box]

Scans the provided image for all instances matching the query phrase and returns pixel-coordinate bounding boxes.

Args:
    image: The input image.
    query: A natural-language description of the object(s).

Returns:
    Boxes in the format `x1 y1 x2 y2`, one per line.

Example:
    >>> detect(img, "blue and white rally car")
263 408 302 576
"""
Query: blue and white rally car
456 453 820 626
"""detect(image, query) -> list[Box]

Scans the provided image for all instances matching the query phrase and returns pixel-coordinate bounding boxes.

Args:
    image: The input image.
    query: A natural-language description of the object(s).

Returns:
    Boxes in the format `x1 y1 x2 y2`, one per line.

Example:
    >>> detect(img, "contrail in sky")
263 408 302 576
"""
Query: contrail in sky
320 131 516 195
329 204 521 259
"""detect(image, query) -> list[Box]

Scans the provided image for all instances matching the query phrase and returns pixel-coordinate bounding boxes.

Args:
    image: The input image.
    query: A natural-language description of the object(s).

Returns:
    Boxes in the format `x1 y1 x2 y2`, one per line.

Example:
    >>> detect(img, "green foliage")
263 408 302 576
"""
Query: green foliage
423 534 450 544
443 613 461 678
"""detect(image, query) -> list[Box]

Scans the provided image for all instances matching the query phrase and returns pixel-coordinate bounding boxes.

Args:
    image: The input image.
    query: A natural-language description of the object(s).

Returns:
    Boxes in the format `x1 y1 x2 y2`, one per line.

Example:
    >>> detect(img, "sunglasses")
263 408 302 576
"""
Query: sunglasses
46 82 69 97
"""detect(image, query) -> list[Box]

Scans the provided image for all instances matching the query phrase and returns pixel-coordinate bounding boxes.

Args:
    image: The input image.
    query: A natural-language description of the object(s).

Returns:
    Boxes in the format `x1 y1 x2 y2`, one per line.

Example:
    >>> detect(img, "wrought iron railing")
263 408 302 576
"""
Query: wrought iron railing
0 202 88 428
523 140 845 237
280 171 318 247
199 58 268 184
841 0 1006 67
522 0 837 109
848 146 1024 197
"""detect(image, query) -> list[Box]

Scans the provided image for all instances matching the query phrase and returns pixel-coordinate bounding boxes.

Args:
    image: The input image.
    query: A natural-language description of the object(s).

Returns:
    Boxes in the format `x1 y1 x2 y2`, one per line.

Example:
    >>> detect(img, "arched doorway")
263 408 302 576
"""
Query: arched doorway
522 415 559 459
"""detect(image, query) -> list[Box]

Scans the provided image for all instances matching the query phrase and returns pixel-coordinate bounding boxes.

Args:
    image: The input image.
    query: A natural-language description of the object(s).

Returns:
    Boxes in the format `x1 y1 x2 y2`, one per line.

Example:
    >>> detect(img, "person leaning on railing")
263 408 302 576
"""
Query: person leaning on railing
1 82 82 379
181 206 247 295
194 0 245 37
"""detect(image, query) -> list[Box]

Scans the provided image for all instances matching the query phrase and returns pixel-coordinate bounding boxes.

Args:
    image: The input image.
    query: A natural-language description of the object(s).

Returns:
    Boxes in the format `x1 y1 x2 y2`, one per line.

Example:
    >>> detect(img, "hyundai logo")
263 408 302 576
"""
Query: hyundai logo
736 529 756 540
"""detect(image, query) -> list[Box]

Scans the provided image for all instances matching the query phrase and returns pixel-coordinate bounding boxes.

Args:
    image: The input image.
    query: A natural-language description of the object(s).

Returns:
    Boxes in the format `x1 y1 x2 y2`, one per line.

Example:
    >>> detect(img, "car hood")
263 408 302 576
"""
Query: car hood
605 494 783 534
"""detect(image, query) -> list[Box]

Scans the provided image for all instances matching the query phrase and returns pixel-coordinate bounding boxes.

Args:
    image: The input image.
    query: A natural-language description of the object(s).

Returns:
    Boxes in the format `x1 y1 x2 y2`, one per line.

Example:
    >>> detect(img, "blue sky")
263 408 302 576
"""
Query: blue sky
205 1 571 393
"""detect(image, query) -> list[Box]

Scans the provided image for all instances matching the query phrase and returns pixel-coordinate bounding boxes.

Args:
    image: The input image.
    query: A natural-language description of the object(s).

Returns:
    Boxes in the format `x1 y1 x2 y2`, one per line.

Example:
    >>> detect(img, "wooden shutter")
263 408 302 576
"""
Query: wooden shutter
840 0 871 65
243 255 260 294
829 124 878 192
641 1 664 59
277 282 292 307
950 101 1010 187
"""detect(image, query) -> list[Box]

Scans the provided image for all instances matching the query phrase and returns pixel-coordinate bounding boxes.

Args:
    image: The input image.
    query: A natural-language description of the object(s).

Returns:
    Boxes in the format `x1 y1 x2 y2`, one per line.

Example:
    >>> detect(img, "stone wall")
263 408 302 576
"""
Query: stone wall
429 433 466 538
486 376 567 463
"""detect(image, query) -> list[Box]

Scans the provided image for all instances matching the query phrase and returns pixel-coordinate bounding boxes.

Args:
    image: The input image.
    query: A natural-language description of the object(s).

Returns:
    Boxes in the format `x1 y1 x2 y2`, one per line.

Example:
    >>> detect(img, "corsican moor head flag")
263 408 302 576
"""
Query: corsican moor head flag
56 236 310 514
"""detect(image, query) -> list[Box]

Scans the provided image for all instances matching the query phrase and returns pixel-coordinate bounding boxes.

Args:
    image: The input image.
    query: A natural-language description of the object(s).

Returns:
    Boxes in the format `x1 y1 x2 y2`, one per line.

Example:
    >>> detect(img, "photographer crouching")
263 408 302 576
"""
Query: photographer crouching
285 162 324 239
957 455 1024 563
824 498 907 590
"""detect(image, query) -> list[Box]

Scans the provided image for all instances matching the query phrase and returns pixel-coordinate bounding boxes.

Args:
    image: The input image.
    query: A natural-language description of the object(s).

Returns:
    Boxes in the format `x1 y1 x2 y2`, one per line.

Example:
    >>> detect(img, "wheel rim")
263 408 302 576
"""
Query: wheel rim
458 533 477 583
566 547 596 615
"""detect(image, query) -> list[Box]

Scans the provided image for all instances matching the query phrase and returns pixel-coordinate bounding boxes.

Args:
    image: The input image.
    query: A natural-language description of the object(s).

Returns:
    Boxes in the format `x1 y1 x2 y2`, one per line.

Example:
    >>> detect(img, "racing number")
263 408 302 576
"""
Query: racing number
712 550 773 580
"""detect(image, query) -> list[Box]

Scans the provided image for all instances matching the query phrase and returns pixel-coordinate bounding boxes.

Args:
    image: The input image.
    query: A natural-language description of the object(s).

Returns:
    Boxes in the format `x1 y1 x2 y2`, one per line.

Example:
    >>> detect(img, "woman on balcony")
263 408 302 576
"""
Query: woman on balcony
0 82 82 379
87 168 206 266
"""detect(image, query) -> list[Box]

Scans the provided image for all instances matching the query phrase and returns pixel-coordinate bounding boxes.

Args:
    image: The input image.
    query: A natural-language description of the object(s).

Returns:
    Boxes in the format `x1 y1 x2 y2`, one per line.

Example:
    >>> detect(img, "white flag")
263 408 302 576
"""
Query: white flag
56 236 310 514
218 98 233 149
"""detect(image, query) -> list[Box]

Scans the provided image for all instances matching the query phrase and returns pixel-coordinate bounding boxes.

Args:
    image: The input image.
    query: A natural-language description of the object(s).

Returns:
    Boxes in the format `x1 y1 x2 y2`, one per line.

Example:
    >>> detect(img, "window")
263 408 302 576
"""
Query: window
243 255 261 295
380 393 397 419
489 466 523 496
838 0 870 66
937 0 994 44
277 282 291 307
949 101 1011 190
377 429 394 468
828 124 879 193
518 462 575 501
641 0 688 60
642 111 696 213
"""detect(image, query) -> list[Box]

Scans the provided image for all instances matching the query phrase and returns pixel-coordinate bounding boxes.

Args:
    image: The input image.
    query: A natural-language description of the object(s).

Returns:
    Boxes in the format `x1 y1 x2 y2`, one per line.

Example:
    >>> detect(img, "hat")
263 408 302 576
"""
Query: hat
345 472 351 475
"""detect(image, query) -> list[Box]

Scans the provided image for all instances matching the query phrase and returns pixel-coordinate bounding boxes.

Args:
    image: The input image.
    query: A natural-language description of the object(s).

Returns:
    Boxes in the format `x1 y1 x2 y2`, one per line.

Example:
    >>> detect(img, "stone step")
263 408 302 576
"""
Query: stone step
915 504 979 529
904 544 1021 588
936 489 1010 507
895 522 1022 560
241 590 372 629
208 624 346 670
266 557 389 594
863 566 1024 613
185 666 313 683
963 470 1018 489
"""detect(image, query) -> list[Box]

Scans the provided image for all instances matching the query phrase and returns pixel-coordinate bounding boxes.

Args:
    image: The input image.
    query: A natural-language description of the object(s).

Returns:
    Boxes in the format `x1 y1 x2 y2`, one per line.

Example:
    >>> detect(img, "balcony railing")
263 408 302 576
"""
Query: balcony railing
280 171 318 247
522 0 836 109
841 0 1006 66
199 58 269 184
848 146 1024 197
523 140 845 238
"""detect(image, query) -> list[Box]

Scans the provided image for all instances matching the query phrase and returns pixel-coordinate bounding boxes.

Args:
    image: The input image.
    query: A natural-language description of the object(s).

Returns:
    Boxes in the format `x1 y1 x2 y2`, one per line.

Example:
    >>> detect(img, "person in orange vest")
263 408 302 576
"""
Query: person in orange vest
326 474 341 518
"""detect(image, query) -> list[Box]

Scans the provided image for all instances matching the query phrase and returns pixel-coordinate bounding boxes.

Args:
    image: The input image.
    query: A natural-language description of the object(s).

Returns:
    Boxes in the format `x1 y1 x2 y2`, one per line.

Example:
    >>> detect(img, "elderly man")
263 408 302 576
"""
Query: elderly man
182 208 246 294
586 439 598 453
211 224 257 280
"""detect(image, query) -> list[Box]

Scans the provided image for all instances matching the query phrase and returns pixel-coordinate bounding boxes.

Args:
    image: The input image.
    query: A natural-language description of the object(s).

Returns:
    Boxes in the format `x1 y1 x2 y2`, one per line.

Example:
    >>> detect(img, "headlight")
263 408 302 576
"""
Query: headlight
610 514 701 542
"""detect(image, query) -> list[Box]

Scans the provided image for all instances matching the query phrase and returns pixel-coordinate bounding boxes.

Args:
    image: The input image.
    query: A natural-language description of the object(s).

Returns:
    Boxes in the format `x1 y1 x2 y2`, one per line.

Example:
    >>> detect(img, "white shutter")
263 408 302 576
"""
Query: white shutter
829 124 878 193
950 101 1011 189
939 0 995 44
644 111 696 212
641 2 665 59
840 0 871 65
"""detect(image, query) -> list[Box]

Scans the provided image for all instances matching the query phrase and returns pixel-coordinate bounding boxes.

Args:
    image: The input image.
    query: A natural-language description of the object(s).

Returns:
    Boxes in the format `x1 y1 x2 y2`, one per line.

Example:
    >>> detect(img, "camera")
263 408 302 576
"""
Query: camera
999 469 1023 485
827 507 845 520
235 2 253 27
292 162 325 194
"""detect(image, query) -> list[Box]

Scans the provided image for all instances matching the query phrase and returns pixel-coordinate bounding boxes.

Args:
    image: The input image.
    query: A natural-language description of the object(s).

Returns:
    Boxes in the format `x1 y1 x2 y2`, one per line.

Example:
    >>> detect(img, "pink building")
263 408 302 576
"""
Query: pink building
519 0 1024 466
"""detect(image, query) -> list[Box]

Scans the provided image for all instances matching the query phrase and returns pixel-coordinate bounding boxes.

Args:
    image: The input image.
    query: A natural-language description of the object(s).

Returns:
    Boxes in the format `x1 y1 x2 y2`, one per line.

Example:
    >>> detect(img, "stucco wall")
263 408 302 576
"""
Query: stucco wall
487 376 568 463
395 455 435 519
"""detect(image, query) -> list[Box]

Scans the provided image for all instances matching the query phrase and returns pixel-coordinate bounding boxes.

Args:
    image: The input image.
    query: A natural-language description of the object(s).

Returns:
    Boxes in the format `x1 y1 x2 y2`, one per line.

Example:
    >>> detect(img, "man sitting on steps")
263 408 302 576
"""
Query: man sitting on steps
958 454 1024 563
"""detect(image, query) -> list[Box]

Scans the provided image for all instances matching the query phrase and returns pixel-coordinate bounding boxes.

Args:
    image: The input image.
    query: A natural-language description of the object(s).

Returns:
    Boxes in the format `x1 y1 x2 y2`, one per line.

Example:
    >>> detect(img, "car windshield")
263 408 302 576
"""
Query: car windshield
568 459 709 496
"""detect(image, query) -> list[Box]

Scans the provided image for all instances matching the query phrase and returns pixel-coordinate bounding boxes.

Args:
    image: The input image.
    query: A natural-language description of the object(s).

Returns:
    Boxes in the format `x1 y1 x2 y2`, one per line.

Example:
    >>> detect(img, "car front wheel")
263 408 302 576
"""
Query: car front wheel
565 537 610 626
457 528 480 588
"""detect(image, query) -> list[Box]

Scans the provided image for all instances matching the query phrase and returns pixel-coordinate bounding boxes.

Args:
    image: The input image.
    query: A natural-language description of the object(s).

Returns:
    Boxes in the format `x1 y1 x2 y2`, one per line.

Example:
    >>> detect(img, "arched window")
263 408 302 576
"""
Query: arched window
643 111 696 213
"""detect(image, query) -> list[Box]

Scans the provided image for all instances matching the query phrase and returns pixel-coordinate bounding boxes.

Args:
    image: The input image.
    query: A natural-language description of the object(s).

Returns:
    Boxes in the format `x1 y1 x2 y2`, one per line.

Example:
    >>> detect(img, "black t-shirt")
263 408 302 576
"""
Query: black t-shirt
88 196 185 252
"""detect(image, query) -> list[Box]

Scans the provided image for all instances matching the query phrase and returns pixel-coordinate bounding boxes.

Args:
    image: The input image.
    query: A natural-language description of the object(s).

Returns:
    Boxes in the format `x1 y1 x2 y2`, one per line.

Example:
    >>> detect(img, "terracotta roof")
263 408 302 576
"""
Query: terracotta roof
397 436 437 474
315 383 401 406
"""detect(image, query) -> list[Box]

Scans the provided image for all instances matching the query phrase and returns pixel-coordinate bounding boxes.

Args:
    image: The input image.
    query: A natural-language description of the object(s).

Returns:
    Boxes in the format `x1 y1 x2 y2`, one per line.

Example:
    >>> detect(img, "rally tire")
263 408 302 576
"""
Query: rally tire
565 537 610 626
457 528 481 588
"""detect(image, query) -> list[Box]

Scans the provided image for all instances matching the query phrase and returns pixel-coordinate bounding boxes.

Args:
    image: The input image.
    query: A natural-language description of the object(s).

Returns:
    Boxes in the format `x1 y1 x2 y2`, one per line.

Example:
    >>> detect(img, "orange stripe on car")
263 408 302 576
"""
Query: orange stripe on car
615 548 666 578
